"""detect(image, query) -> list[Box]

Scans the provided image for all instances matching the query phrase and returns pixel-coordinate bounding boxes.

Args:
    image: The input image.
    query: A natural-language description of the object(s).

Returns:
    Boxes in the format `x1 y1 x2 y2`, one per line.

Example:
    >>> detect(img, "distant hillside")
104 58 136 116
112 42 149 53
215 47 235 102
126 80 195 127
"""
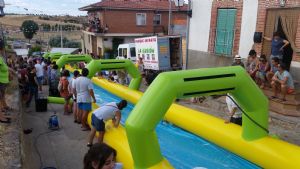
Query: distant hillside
0 14 86 47
0 14 86 30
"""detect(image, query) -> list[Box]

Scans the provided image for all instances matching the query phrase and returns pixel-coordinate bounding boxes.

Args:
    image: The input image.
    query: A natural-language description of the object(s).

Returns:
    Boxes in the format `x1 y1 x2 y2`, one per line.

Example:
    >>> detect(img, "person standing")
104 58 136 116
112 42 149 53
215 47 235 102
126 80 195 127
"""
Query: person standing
25 66 38 107
0 55 9 122
72 70 80 123
75 68 96 131
59 70 72 115
225 95 242 126
49 64 60 97
264 32 289 63
34 59 44 91
88 100 127 146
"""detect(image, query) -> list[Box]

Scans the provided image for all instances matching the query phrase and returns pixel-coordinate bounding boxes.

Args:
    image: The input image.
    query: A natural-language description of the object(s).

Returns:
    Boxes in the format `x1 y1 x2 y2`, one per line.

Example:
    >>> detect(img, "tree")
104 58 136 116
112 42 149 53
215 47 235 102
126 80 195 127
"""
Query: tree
49 36 69 47
28 45 42 56
20 20 39 42
49 36 81 48
65 41 81 48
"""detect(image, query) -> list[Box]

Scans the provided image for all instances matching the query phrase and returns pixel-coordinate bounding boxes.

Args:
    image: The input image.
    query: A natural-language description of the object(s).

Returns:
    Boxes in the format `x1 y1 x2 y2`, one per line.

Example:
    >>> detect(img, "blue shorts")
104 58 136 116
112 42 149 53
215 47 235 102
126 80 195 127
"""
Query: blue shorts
37 76 44 85
78 102 92 111
92 114 105 131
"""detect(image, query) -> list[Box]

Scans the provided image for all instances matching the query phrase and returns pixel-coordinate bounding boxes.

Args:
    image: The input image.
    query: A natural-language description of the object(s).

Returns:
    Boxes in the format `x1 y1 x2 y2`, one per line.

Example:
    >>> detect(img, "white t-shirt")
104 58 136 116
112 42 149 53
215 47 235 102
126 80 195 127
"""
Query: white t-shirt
75 76 93 103
93 102 119 121
71 77 77 99
35 63 44 77
226 96 242 118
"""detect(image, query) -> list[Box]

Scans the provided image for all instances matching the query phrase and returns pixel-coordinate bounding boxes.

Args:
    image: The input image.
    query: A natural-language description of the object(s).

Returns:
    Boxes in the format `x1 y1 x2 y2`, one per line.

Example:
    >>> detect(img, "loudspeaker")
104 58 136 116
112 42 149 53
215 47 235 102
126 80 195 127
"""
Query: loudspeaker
254 32 262 43
0 38 4 50
35 98 48 112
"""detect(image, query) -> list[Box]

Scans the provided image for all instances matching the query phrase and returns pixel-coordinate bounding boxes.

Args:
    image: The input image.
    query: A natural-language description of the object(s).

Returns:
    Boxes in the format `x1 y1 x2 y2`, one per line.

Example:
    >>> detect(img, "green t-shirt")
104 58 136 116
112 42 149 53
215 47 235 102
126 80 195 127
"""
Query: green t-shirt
0 56 9 84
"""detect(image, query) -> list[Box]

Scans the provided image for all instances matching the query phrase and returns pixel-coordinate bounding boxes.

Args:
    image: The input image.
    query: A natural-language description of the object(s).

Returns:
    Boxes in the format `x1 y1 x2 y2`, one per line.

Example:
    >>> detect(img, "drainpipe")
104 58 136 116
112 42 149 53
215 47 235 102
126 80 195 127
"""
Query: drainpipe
185 0 191 69
168 0 172 35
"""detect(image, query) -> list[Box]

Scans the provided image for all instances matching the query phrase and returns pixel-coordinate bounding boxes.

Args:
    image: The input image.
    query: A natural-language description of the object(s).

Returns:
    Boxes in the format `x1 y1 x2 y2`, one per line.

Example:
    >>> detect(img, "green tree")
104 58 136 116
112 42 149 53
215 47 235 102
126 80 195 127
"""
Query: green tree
20 20 39 42
49 36 69 47
65 41 81 48
28 45 42 56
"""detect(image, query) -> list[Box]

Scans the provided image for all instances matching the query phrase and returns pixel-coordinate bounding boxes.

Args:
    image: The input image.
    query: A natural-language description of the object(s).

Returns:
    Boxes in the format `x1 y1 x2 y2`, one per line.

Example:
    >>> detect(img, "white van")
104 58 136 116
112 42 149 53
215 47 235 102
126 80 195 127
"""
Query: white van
116 43 136 62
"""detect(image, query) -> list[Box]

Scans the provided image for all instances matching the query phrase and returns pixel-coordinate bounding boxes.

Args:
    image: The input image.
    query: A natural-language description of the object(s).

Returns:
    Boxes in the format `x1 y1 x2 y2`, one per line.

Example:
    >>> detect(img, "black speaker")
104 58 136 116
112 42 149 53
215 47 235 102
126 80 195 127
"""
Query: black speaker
35 98 48 112
254 32 262 43
0 38 4 50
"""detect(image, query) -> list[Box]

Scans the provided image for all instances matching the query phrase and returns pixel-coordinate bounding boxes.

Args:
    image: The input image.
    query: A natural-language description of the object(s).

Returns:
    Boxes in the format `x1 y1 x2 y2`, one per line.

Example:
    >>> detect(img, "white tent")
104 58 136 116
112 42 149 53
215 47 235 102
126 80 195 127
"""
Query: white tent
50 48 79 54
13 49 28 59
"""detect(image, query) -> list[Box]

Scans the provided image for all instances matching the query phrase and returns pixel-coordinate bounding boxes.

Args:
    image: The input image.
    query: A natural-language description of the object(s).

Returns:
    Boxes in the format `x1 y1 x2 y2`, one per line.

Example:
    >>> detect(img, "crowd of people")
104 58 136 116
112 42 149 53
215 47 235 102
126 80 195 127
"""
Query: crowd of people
226 32 295 126
2 53 127 168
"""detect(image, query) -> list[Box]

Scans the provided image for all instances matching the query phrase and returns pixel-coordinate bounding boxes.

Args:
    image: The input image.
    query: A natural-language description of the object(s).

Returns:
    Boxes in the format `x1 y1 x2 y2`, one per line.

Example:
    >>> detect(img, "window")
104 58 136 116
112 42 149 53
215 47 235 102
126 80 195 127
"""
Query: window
153 14 161 25
118 48 122 56
130 47 136 57
123 48 128 58
136 13 146 26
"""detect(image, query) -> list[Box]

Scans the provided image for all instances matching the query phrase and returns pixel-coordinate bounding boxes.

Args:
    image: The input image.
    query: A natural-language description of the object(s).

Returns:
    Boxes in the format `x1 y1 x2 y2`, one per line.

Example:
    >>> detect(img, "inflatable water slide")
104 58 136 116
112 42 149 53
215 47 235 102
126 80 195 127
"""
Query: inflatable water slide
49 55 300 169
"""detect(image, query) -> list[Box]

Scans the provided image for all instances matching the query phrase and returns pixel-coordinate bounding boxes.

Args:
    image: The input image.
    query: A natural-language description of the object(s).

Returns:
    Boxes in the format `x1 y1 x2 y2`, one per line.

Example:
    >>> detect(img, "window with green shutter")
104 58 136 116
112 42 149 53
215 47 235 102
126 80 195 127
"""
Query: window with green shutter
215 9 237 56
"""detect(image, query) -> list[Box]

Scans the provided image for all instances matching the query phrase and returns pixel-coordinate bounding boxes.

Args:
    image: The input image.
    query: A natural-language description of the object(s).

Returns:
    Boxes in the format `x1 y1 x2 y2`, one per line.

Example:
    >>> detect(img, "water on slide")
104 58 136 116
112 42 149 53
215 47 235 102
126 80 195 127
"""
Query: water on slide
93 84 260 169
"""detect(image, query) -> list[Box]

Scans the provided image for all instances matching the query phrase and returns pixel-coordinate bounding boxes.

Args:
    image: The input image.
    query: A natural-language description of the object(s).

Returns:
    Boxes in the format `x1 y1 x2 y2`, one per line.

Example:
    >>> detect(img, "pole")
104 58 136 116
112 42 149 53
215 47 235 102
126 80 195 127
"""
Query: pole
185 0 191 70
168 0 172 35
60 25 63 48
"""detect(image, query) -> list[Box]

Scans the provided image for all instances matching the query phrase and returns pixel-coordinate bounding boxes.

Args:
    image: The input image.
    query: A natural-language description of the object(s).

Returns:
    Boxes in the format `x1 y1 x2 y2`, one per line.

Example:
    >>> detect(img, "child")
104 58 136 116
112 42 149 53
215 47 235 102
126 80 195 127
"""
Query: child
255 55 269 89
88 100 127 146
84 143 123 169
225 95 242 126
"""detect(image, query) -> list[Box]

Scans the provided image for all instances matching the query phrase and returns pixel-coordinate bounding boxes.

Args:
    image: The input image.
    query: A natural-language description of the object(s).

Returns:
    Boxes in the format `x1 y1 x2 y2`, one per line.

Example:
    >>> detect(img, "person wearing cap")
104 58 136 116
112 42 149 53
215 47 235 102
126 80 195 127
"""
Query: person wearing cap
231 55 244 68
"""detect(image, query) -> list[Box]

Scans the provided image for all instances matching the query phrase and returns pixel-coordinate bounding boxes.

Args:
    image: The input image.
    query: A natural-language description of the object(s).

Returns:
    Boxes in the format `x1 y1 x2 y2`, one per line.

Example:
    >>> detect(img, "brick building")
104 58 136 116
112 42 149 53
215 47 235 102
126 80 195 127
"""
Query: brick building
79 0 188 58
188 0 300 82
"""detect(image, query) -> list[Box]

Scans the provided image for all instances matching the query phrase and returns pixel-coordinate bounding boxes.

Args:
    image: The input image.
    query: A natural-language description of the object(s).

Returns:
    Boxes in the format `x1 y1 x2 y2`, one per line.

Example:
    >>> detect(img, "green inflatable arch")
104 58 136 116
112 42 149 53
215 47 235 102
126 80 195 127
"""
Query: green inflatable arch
86 59 142 90
49 53 63 61
56 54 93 69
125 66 268 168
43 52 51 59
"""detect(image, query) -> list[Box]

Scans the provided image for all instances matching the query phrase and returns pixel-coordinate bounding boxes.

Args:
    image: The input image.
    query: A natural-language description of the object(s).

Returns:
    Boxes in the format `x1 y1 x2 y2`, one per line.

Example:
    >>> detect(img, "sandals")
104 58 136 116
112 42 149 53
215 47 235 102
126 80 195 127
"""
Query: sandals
0 118 11 124
270 96 278 99
87 143 93 147
4 107 13 111
82 127 91 131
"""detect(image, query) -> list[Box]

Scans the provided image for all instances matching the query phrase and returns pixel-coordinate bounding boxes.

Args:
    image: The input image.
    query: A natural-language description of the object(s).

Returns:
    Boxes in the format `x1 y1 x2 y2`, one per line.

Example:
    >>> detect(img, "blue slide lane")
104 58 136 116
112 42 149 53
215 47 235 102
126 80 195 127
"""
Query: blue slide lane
93 84 260 169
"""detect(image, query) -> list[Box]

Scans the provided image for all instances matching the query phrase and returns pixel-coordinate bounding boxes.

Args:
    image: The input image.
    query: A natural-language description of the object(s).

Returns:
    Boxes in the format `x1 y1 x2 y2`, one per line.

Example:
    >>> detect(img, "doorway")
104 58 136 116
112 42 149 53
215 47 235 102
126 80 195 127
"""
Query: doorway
276 18 293 70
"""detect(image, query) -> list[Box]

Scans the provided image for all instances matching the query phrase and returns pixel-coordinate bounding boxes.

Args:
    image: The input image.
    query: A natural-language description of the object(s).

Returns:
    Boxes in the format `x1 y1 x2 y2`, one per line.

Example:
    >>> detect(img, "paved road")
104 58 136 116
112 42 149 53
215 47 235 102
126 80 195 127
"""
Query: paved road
22 87 90 169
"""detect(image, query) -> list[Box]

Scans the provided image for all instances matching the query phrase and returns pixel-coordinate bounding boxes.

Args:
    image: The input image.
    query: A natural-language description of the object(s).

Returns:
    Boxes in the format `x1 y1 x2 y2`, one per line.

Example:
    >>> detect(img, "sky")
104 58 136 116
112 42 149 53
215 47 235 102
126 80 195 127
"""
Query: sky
4 0 188 16
4 0 99 16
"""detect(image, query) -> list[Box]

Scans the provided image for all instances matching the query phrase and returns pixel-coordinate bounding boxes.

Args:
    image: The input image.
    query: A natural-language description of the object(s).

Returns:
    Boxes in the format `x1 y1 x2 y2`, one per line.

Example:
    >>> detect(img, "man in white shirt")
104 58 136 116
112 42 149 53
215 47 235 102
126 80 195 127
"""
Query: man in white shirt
34 59 44 91
88 100 127 146
225 94 242 126
71 70 80 123
74 68 96 131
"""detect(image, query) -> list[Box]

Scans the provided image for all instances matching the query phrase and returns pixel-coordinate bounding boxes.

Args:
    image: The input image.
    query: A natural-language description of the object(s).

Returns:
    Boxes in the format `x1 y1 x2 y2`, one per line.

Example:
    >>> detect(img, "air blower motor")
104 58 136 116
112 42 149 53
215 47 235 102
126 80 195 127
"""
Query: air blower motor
48 114 59 130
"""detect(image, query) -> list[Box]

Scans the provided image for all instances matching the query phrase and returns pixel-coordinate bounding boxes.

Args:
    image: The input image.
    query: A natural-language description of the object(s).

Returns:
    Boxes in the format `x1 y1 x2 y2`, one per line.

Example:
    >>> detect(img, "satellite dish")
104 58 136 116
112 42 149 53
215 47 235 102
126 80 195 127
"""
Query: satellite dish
174 0 184 7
